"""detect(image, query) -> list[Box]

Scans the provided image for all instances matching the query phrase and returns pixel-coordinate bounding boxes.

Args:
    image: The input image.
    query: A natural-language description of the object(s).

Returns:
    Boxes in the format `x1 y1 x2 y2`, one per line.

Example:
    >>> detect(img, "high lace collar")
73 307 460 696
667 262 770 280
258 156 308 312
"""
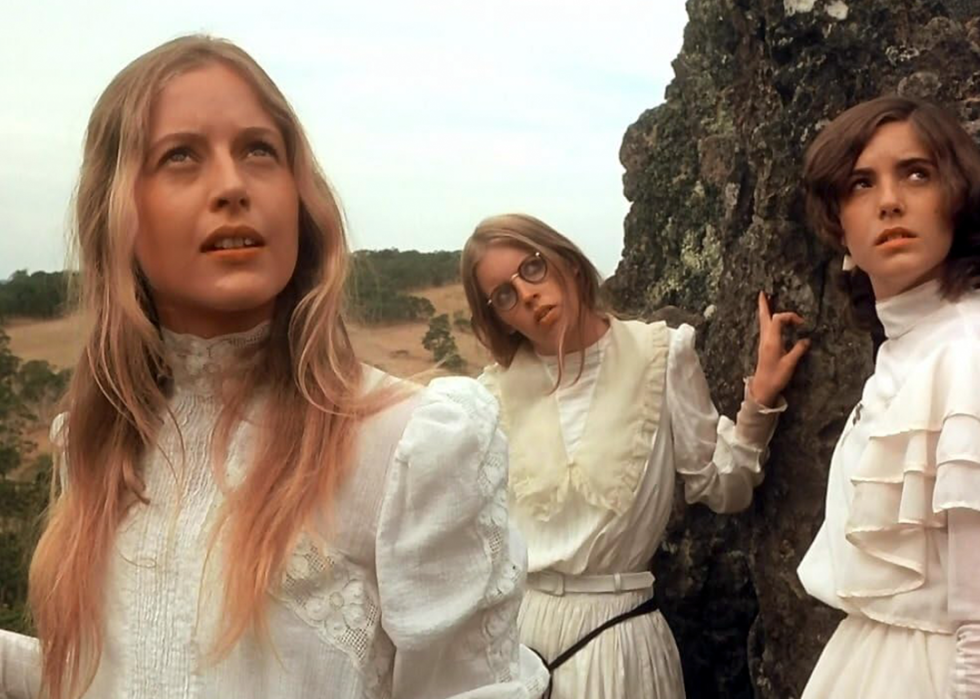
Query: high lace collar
161 321 271 393
875 279 945 340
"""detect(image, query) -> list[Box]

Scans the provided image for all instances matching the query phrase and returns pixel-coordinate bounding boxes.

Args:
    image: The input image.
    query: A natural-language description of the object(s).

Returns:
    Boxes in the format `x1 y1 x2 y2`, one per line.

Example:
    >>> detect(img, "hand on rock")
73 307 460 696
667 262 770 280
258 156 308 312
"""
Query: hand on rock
749 291 810 408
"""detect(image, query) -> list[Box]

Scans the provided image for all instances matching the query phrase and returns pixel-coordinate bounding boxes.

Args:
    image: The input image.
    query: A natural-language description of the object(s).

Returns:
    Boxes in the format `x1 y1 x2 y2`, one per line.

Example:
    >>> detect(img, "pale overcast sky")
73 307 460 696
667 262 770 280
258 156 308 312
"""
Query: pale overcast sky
0 0 687 280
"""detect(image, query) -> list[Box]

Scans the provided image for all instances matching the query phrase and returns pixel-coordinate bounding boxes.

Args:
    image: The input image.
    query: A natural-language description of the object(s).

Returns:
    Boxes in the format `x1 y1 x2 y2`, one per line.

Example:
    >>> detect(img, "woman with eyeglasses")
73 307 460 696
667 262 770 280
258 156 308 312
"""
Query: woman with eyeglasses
460 213 809 699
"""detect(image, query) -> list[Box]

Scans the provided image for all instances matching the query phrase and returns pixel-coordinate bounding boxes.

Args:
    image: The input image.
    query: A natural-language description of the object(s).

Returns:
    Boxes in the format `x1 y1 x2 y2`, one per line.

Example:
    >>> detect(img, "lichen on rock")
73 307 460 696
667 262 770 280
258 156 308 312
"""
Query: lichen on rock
607 0 980 696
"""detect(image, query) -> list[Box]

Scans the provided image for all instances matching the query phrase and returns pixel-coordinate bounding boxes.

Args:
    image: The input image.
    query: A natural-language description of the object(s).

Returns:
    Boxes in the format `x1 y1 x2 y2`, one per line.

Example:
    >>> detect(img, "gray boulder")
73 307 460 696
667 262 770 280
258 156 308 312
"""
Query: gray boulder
608 1 980 696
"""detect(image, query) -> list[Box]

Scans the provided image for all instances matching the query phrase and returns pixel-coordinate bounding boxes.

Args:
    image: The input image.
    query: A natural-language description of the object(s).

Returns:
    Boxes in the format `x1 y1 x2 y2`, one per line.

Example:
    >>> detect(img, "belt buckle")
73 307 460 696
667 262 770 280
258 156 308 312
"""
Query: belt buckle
537 571 565 596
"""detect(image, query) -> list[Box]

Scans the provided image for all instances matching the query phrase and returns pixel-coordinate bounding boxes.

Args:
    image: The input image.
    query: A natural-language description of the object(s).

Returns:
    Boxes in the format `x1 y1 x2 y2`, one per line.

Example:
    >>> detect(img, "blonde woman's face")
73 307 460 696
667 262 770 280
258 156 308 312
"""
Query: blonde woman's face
474 243 578 355
135 62 299 337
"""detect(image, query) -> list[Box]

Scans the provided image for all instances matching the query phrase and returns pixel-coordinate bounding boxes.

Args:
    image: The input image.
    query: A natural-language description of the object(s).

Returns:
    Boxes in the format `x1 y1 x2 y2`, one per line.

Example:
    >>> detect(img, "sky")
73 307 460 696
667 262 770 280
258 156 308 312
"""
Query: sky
0 0 688 280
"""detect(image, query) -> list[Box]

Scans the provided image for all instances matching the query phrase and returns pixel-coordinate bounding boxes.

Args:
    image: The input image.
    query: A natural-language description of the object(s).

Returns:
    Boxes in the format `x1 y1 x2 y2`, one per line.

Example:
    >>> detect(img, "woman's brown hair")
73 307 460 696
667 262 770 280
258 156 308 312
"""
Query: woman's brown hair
803 95 980 326
461 213 607 379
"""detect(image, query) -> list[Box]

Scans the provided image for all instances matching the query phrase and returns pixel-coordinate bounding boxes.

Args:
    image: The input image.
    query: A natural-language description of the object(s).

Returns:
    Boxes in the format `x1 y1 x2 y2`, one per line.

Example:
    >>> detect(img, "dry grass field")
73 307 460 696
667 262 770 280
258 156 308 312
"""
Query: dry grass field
347 284 489 378
5 284 487 479
6 283 489 377
6 313 86 370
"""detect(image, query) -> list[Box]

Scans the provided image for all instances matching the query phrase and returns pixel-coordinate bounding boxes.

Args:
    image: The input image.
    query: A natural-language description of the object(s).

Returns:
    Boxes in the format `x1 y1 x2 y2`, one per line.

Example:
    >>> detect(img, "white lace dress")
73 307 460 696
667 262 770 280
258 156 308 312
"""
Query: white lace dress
0 324 549 699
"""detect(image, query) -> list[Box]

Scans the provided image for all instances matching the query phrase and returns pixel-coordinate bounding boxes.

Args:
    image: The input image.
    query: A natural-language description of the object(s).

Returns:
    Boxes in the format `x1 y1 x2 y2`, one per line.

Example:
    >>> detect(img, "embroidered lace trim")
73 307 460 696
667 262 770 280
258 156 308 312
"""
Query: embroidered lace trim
441 387 521 684
161 321 271 394
275 535 393 699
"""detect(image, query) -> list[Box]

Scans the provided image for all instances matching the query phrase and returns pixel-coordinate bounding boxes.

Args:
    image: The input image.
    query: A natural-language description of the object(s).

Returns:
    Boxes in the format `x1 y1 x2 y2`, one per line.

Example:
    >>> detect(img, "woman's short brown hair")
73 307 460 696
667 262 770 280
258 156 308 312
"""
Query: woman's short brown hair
803 95 980 325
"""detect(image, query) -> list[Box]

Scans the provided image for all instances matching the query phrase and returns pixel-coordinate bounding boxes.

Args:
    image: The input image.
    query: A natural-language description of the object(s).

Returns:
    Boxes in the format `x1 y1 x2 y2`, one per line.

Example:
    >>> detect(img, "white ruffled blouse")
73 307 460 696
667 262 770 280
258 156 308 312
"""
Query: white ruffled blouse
0 324 549 699
798 280 980 633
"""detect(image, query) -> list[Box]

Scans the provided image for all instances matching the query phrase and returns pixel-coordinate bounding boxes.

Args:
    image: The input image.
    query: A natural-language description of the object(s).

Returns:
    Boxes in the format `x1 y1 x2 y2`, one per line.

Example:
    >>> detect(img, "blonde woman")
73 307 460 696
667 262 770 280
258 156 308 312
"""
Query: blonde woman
0 36 548 699
461 214 809 698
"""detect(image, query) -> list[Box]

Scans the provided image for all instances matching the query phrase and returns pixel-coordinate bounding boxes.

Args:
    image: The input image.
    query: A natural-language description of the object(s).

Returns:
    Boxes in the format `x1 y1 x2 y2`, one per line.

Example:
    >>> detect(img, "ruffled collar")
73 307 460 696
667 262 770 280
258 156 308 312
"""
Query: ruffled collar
490 319 669 520
875 279 945 340
161 321 271 394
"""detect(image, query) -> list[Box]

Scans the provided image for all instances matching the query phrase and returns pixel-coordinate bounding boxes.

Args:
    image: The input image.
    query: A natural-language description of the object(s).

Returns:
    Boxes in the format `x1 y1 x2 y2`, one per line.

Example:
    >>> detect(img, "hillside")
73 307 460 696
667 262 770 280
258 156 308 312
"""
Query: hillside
347 284 489 377
6 283 488 378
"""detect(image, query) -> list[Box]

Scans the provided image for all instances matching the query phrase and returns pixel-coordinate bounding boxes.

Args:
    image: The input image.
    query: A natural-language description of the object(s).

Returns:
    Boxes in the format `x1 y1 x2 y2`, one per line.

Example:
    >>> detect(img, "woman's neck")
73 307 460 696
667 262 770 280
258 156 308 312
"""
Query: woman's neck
533 311 610 356
156 300 275 339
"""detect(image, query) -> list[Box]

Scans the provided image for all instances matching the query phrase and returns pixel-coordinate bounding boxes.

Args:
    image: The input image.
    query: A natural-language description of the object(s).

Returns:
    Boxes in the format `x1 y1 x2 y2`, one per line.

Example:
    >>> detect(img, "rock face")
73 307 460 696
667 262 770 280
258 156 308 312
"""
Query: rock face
944 0 977 21
609 1 980 697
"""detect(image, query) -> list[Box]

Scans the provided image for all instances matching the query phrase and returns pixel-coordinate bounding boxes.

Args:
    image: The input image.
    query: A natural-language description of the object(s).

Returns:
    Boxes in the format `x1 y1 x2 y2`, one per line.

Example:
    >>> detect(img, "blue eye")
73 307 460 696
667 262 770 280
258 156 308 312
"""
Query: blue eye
247 141 278 159
490 283 518 310
161 146 193 165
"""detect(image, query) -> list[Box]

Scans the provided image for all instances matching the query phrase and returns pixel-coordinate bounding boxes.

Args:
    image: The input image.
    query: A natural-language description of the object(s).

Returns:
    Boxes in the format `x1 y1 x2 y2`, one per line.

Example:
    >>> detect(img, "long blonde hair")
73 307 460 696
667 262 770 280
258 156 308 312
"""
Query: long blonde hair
29 35 385 699
461 213 607 381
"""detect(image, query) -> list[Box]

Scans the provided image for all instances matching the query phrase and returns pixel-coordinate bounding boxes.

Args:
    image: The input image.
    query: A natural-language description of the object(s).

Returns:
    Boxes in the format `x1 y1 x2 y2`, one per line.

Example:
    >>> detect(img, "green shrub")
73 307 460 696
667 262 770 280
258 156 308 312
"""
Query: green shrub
422 315 466 372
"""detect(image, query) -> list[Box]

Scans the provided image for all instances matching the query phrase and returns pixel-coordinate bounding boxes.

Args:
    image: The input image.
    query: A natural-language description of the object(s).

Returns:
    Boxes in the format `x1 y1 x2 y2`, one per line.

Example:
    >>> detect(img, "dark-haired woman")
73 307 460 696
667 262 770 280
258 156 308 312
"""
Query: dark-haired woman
798 95 980 699
460 213 809 698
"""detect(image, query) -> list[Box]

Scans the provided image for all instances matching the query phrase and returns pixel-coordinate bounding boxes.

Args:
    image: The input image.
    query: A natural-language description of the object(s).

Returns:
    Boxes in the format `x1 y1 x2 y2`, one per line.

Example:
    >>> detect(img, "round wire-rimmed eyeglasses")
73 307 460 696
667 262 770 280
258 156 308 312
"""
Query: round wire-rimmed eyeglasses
486 251 548 311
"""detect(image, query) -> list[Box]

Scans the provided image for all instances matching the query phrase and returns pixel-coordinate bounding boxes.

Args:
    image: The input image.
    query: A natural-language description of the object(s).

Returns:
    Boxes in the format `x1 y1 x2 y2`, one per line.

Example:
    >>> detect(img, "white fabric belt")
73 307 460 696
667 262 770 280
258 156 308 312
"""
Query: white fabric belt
527 570 655 596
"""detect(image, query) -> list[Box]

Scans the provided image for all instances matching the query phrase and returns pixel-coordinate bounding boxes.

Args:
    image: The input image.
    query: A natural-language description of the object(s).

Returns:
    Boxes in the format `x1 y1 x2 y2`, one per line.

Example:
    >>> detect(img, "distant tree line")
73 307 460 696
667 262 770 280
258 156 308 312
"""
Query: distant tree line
2 249 462 325
346 249 461 324
350 249 461 290
0 270 73 319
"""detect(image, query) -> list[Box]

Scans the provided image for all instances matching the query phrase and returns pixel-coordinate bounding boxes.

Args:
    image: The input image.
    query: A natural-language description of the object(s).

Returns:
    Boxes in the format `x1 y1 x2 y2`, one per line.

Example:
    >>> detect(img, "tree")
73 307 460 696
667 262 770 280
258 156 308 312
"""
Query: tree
349 249 461 292
0 454 51 633
346 278 437 324
422 315 466 373
0 327 49 634
15 360 71 426
0 269 72 318
0 328 29 481
452 310 471 333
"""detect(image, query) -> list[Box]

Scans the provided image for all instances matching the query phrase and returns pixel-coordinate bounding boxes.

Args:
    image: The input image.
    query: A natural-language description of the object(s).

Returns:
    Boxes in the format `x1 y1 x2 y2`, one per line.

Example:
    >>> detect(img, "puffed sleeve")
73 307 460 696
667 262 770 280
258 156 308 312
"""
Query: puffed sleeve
375 377 550 699
0 629 40 699
667 324 785 513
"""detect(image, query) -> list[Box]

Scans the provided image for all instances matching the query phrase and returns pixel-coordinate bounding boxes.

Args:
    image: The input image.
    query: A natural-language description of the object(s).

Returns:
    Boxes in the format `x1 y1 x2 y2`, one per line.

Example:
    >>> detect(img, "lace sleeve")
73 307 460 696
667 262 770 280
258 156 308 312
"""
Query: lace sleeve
376 377 548 699
0 629 41 699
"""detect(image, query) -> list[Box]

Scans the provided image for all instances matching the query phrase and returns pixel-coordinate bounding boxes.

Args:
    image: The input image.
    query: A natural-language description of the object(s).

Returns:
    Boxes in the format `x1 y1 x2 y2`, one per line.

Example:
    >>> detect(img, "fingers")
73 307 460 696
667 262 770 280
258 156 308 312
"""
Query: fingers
769 312 805 330
757 291 771 334
782 338 811 369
